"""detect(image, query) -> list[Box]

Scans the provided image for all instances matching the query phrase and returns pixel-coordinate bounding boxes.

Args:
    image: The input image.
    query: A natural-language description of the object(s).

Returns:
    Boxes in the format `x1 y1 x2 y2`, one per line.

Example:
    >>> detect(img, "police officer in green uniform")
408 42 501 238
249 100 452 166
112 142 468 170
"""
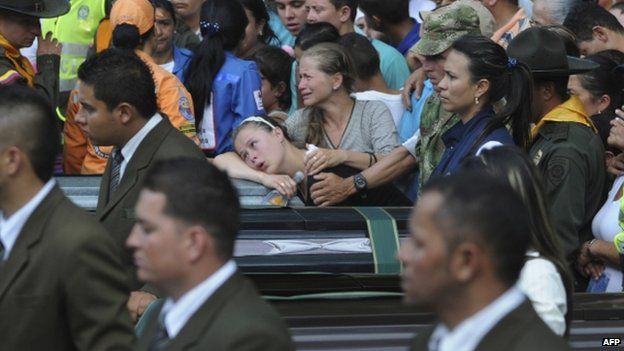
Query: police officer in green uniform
0 0 68 104
509 27 606 280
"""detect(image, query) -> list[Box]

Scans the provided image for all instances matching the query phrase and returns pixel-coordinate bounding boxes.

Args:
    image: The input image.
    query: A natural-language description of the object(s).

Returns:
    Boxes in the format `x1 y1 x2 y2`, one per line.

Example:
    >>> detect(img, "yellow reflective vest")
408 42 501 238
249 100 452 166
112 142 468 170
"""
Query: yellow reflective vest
42 0 106 92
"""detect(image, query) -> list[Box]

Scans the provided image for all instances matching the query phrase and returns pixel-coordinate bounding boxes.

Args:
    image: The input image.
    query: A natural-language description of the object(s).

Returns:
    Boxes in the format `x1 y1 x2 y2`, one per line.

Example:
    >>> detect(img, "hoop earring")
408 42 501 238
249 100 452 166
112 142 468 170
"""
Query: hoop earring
475 96 480 105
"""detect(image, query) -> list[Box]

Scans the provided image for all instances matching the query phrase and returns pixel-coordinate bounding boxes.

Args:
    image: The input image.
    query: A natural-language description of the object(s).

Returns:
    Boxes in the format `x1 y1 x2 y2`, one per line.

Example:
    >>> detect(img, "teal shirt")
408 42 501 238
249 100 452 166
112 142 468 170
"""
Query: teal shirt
268 11 295 47
354 26 410 90
372 40 410 91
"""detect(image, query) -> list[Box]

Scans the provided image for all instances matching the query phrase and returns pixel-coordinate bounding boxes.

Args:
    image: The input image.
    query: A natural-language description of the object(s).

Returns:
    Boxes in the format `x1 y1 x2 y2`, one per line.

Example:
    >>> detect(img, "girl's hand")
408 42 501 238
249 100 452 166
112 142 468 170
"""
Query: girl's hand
259 173 297 198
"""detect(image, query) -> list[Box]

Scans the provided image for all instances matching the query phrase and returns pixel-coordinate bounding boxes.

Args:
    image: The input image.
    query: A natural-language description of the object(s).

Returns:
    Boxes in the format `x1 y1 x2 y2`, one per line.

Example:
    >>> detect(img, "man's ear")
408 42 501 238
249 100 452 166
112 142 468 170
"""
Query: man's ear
539 82 555 102
338 5 352 23
449 242 481 283
606 150 616 166
1 146 24 177
116 103 136 125
186 225 210 263
592 26 610 43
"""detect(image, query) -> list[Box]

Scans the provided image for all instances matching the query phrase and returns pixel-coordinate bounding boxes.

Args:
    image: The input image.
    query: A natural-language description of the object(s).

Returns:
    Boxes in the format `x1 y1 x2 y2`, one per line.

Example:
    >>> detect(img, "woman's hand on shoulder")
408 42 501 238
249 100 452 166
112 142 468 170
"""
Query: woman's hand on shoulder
259 173 298 198
304 148 346 175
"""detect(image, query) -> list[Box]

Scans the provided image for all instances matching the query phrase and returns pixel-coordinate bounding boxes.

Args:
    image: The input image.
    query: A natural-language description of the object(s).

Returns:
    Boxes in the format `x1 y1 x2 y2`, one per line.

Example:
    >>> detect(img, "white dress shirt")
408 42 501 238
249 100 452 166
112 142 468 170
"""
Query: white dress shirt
518 250 567 335
159 260 237 338
428 286 525 351
118 113 163 179
0 179 56 260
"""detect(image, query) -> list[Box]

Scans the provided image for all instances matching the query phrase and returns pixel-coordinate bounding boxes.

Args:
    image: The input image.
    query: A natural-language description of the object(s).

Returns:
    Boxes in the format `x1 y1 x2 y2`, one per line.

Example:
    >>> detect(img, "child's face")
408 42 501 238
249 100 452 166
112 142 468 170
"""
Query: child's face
260 74 285 113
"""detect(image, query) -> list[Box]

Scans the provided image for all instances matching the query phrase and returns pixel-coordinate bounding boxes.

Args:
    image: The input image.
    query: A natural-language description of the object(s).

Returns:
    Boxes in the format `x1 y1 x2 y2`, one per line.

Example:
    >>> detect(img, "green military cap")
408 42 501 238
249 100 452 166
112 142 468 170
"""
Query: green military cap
410 3 481 56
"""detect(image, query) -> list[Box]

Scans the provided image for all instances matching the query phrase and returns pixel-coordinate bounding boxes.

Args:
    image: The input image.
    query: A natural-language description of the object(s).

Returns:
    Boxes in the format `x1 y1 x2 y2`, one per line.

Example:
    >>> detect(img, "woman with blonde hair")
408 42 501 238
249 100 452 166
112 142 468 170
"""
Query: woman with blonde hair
286 42 399 176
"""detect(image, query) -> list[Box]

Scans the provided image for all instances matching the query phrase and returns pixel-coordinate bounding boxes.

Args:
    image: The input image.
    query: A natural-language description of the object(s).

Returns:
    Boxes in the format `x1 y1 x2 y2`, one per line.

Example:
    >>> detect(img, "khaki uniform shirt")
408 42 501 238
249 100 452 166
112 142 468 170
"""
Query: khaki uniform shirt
530 121 607 263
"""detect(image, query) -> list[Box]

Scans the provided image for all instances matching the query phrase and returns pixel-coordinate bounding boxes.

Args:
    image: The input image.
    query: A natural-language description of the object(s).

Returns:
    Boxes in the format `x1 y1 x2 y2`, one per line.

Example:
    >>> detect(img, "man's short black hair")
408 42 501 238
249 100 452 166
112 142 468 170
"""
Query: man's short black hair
329 0 358 22
142 158 240 261
422 171 530 287
358 0 409 24
563 3 624 42
77 48 158 119
295 22 340 50
0 85 59 182
337 32 380 82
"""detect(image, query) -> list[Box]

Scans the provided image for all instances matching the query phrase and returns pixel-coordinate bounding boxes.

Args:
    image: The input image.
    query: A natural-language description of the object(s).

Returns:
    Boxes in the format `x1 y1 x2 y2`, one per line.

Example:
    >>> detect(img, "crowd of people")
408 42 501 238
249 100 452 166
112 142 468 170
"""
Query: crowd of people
2 0 624 350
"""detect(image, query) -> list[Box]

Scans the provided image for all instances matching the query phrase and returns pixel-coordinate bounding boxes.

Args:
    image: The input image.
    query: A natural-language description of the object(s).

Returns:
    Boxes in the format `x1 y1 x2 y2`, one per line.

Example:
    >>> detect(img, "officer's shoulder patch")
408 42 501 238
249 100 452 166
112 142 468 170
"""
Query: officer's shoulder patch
0 70 21 85
178 95 194 122
546 156 570 187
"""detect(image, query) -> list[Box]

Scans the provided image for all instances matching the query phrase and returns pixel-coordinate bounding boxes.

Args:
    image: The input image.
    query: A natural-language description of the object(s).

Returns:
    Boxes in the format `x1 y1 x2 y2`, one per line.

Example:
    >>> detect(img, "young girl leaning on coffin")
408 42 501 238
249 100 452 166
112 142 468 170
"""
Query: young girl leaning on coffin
214 116 411 207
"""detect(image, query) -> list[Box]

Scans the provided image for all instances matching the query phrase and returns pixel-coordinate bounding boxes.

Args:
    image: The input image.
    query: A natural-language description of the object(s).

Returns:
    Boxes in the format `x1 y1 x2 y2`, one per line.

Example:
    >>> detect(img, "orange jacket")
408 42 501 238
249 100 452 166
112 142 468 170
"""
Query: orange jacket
63 89 113 174
63 51 199 174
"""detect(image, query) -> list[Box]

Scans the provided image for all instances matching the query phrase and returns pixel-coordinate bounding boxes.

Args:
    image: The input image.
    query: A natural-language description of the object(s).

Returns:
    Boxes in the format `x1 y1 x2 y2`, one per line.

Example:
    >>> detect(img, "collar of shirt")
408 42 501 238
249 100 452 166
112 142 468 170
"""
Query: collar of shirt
119 113 163 179
433 107 495 176
428 286 525 351
0 179 56 260
160 260 237 338
441 107 494 147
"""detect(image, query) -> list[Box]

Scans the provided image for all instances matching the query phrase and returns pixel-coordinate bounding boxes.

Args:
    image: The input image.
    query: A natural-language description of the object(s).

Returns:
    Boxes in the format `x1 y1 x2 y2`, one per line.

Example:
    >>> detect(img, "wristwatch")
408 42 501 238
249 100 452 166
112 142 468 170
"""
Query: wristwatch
353 173 368 198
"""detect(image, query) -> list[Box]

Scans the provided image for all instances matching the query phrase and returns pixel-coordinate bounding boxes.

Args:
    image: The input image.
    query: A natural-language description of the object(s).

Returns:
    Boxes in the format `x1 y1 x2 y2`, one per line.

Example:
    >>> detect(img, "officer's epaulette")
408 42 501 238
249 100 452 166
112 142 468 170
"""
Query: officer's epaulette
540 122 570 142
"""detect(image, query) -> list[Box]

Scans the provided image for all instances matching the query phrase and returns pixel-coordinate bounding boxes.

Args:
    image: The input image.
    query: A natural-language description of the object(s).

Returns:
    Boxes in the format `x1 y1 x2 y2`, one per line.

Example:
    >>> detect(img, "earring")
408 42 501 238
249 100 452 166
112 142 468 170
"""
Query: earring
475 96 480 105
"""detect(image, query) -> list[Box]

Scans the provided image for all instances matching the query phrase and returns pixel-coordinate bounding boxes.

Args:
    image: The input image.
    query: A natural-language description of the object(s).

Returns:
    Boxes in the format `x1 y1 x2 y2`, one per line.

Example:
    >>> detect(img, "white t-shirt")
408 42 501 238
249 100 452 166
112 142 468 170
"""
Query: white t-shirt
518 250 567 336
353 91 405 129
591 175 624 292
159 60 175 74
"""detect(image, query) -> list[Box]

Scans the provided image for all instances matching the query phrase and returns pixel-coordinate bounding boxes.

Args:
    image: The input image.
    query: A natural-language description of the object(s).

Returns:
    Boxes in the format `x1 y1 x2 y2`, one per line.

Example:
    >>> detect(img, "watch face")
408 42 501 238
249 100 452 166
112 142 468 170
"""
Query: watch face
354 174 367 190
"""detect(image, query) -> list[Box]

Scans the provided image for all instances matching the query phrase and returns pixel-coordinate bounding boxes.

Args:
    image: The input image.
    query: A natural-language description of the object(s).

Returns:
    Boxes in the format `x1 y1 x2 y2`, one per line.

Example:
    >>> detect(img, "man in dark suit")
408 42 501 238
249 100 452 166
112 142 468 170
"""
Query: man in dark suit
0 85 135 350
128 158 295 351
398 172 571 351
74 48 205 319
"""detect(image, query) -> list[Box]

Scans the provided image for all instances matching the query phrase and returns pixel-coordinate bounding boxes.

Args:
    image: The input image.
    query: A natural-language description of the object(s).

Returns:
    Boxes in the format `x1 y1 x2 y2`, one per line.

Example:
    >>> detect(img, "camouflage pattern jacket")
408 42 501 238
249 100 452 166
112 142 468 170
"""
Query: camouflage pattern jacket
415 93 459 186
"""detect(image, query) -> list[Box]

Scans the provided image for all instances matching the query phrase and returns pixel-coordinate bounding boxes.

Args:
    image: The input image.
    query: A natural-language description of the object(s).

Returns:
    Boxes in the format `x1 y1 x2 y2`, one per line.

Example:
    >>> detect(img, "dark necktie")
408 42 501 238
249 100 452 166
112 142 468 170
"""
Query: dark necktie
109 149 124 196
148 316 170 351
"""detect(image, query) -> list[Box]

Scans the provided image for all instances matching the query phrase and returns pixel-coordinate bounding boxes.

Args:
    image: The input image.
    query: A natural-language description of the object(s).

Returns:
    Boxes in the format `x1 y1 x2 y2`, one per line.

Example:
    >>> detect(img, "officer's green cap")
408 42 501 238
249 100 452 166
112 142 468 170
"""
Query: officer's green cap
410 4 481 56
